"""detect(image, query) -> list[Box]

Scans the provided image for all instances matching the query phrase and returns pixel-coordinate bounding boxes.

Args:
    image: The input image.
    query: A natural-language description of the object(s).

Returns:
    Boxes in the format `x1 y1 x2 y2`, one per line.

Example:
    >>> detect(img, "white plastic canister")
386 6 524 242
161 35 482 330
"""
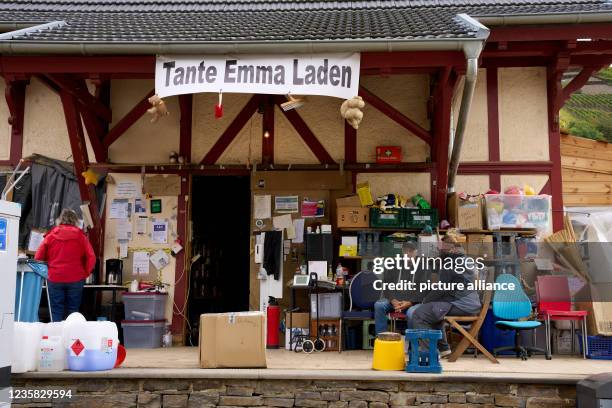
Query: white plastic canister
37 336 64 372
11 322 43 373
64 320 119 371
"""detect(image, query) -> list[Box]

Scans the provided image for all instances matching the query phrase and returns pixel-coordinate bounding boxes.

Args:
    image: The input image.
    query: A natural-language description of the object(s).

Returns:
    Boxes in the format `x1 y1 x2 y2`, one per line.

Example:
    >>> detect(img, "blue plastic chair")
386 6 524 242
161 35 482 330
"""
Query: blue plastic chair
492 274 544 360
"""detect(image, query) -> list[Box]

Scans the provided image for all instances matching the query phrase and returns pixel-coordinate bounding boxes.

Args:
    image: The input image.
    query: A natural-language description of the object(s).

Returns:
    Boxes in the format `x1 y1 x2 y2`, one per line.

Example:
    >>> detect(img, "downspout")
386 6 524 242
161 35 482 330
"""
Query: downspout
447 15 490 194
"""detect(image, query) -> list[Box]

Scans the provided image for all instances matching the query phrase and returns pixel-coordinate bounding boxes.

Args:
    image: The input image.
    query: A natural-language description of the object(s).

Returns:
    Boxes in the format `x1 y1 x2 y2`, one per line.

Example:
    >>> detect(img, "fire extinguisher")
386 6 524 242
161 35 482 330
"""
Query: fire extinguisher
266 296 280 349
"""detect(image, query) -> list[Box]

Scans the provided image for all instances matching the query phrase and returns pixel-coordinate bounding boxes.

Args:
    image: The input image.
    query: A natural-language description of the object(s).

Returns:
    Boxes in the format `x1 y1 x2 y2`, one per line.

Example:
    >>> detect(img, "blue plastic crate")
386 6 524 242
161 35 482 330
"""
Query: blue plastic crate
578 335 612 360
405 329 443 374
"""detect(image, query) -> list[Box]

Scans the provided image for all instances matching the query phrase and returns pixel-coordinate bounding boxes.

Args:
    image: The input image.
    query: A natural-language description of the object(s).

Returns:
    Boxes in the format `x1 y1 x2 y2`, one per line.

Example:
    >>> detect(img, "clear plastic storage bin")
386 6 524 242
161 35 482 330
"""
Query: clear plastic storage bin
121 320 166 348
122 292 167 320
484 194 552 234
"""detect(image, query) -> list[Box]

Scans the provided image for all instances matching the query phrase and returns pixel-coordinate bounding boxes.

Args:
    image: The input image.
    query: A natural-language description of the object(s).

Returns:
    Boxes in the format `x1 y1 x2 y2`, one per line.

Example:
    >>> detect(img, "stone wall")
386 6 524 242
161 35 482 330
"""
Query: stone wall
10 378 577 408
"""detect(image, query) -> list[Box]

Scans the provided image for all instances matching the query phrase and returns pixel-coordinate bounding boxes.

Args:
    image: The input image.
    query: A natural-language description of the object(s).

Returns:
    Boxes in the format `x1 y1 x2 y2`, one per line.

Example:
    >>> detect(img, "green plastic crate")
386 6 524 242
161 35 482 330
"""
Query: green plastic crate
403 208 439 229
369 208 404 228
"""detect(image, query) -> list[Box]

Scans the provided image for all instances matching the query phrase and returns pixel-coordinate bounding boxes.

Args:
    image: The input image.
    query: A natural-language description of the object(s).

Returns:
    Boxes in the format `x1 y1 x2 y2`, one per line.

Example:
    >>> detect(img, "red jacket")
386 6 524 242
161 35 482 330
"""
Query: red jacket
35 224 96 283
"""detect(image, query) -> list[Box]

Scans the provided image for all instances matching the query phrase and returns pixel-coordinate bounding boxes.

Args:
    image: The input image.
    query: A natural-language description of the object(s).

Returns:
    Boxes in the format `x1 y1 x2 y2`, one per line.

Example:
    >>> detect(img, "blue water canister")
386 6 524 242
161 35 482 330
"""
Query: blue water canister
15 259 48 322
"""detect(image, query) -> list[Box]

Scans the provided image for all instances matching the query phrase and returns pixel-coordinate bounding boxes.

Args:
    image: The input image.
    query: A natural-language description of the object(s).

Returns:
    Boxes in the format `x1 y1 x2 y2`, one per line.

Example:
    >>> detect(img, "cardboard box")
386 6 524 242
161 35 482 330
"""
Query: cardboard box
199 312 267 368
336 195 362 207
447 193 484 230
575 284 612 336
467 234 494 258
337 207 369 228
286 312 310 329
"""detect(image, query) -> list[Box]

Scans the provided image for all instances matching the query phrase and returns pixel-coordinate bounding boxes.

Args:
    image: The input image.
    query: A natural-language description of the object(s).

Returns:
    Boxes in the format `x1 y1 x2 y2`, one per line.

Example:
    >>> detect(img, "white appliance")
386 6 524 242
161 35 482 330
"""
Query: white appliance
0 200 21 407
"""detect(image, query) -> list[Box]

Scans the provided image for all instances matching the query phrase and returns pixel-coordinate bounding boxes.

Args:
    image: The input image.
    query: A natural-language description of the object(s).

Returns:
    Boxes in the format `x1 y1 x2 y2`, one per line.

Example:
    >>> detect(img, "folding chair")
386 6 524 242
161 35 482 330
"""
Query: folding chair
445 268 499 364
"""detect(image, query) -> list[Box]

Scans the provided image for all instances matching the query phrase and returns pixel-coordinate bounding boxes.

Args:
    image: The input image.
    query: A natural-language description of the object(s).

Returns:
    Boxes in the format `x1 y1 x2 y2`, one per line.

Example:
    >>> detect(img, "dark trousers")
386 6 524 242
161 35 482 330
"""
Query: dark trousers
47 280 85 322
411 301 473 350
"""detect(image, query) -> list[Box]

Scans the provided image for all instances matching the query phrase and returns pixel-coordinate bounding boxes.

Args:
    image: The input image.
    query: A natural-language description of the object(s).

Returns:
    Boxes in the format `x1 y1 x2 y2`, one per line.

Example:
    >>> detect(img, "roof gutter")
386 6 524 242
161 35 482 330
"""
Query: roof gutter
447 14 489 195
476 11 612 25
0 37 487 55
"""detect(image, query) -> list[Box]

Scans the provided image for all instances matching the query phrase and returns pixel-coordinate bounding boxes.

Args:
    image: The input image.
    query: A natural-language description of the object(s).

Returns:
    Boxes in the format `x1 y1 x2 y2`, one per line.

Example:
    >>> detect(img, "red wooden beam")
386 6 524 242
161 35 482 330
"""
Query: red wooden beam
562 65 604 104
0 56 155 75
79 79 109 163
486 67 501 192
359 86 432 146
46 74 112 122
104 89 155 148
59 90 102 256
4 78 27 166
178 94 193 163
458 161 553 174
345 121 357 164
431 70 457 216
262 96 274 165
547 57 567 232
361 52 465 70
172 93 192 340
489 23 612 42
201 94 260 165
275 98 335 164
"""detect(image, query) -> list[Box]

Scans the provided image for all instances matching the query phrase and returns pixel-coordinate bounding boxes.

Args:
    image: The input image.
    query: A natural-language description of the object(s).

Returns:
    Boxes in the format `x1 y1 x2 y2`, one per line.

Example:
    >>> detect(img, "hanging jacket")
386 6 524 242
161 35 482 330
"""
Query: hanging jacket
35 224 96 283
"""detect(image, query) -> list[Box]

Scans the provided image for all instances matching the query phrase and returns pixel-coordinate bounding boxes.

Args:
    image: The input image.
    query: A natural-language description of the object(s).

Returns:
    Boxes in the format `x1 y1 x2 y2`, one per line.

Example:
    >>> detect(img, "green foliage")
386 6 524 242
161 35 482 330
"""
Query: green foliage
561 92 612 142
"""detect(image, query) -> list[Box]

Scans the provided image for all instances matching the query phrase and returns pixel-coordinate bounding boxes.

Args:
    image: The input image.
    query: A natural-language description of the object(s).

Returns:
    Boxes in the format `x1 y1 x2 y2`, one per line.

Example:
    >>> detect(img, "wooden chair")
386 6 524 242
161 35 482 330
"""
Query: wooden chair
444 268 499 364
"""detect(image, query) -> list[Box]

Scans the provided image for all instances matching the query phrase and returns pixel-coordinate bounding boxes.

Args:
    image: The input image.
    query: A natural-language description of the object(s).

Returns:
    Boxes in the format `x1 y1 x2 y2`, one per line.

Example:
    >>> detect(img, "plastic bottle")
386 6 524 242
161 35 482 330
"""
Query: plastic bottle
162 324 172 348
37 336 64 372
335 263 345 286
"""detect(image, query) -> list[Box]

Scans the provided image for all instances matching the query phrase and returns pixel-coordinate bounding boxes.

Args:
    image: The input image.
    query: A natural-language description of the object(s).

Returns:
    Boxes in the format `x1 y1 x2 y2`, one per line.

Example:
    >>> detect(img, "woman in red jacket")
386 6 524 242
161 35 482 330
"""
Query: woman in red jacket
35 208 96 322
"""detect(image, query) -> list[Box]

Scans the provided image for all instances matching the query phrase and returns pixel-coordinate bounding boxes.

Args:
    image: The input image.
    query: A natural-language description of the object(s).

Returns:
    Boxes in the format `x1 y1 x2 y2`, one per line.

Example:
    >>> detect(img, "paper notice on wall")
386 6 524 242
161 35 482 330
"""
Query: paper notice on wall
109 199 129 219
275 195 299 213
134 197 146 214
133 251 150 275
144 175 181 196
27 229 45 252
273 214 293 231
116 181 140 198
292 218 305 244
254 195 272 219
151 219 168 244
150 249 170 270
116 219 132 240
301 200 325 218
135 216 148 235
118 239 129 259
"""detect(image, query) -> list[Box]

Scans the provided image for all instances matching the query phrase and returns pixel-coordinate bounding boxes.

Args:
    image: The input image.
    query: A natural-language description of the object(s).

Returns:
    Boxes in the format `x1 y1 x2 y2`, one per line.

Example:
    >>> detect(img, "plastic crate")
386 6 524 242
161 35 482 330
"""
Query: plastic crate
403 208 439 229
121 320 166 348
122 292 167 320
579 335 612 360
370 208 403 228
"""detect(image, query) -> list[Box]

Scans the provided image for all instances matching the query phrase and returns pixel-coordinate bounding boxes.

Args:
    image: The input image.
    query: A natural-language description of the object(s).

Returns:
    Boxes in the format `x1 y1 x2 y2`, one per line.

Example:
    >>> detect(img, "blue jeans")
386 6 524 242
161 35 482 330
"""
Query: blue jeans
48 280 85 322
374 299 421 335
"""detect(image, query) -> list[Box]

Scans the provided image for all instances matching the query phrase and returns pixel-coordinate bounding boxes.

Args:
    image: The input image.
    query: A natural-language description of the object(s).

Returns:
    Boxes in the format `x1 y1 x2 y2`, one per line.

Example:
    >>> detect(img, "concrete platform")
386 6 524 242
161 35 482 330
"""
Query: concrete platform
14 347 612 384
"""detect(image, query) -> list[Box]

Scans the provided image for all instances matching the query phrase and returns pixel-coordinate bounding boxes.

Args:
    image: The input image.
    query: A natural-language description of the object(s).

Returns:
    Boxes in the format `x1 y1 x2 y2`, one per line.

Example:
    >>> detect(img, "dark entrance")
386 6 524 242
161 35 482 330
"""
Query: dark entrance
188 176 251 345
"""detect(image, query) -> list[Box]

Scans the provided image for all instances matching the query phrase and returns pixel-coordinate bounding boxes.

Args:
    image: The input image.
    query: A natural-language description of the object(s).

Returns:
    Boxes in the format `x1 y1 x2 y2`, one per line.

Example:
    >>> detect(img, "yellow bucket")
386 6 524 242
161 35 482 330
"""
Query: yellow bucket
372 338 406 371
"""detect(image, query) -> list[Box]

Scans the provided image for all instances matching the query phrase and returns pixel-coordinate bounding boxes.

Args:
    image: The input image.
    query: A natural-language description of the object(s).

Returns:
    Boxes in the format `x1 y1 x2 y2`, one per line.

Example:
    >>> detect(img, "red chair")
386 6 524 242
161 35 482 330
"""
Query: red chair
536 275 588 359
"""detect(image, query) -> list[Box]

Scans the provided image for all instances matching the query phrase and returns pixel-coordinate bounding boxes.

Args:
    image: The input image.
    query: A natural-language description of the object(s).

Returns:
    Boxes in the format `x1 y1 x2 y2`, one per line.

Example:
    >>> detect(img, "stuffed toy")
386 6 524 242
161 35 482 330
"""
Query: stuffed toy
340 96 365 129
81 168 100 186
147 94 169 123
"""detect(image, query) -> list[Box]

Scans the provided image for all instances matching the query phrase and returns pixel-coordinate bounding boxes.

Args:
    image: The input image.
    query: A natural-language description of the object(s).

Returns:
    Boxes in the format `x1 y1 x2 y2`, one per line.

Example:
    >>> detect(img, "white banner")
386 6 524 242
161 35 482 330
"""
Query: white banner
155 53 360 100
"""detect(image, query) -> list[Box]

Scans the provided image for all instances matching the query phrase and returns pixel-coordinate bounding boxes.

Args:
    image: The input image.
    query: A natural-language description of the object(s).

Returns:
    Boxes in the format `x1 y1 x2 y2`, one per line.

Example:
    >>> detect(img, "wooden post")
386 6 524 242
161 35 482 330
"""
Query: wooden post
59 89 103 255
486 67 502 192
4 78 27 166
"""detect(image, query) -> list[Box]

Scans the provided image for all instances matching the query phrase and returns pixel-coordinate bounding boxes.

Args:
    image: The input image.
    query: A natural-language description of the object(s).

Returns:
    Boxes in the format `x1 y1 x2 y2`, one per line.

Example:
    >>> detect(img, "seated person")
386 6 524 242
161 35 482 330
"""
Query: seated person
411 236 481 357
374 242 429 335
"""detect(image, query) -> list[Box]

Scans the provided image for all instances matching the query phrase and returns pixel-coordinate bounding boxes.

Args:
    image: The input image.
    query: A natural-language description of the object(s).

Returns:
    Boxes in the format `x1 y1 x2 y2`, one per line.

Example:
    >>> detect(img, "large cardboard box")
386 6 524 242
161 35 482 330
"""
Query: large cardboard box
575 284 612 336
466 234 494 258
199 312 267 368
336 195 362 208
447 193 484 230
286 312 309 329
337 207 369 228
